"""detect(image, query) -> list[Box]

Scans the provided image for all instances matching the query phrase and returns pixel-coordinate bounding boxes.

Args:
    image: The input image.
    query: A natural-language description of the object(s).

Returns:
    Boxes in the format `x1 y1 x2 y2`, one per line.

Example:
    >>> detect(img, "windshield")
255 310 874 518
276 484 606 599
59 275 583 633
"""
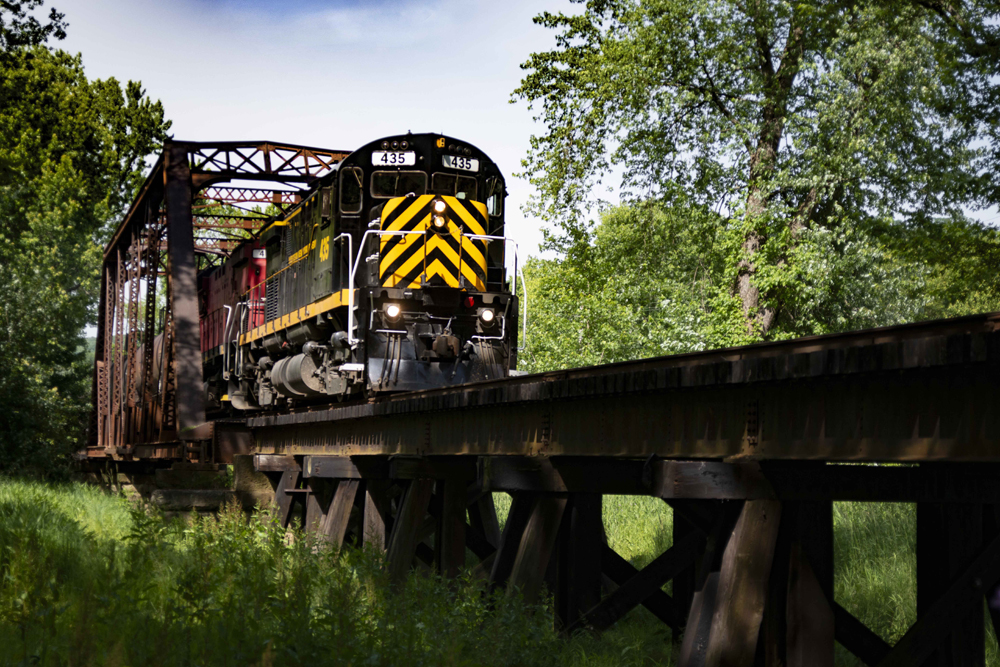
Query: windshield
371 171 427 198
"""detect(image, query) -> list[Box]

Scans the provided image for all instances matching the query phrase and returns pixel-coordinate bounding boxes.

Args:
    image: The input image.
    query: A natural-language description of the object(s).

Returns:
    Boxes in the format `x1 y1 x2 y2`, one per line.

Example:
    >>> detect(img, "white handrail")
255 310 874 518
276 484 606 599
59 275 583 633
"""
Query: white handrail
349 228 424 280
332 233 355 344
347 228 425 347
464 234 528 352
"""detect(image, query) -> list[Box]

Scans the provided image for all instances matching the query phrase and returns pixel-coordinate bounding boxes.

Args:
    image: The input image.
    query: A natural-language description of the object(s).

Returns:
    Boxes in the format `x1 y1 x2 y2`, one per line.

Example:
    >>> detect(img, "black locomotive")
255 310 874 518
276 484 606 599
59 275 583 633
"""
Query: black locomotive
198 133 519 411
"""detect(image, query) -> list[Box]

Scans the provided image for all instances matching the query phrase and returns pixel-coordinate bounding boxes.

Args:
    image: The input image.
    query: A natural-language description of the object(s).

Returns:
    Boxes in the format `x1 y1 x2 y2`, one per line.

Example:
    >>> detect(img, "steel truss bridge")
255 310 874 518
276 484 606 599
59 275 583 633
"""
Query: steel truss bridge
91 141 1000 667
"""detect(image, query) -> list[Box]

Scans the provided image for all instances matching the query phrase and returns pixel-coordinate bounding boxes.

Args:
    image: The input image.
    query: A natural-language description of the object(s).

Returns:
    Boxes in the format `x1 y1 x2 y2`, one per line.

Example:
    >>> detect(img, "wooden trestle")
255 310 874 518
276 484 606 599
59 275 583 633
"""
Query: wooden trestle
250 454 1000 666
236 312 1000 665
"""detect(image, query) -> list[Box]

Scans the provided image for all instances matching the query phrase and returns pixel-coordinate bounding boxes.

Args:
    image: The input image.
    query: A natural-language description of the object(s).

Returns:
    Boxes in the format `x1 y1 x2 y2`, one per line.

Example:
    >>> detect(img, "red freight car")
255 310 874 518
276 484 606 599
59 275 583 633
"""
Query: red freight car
198 240 267 410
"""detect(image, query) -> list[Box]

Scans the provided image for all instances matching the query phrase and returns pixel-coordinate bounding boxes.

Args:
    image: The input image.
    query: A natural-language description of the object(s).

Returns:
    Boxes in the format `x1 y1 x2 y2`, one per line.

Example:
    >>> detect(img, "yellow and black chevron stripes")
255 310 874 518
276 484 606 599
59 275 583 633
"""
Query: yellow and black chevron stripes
378 195 488 290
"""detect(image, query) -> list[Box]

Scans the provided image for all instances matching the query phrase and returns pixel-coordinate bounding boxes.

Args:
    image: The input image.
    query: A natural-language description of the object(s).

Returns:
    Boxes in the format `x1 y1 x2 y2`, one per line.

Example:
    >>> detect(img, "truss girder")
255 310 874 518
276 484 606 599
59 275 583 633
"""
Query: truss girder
90 139 349 455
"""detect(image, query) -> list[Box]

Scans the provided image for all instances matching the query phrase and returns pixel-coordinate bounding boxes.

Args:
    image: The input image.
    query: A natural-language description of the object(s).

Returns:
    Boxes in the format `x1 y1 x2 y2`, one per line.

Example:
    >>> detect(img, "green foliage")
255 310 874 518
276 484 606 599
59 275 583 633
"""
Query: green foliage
515 0 1000 339
0 0 65 52
0 30 170 476
0 481 566 667
3 481 999 665
520 202 728 371
517 199 959 371
879 215 1000 319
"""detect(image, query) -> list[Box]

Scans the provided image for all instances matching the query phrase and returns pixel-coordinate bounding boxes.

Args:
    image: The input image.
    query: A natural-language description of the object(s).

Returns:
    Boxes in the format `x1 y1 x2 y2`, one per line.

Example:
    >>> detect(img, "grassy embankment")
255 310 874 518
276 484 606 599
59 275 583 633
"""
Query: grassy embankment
1 479 996 666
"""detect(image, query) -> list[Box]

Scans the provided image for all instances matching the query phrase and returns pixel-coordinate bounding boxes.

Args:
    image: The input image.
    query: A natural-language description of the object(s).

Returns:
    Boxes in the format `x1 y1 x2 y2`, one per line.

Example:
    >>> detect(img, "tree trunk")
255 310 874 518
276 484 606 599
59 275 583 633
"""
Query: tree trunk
737 7 809 339
740 174 777 338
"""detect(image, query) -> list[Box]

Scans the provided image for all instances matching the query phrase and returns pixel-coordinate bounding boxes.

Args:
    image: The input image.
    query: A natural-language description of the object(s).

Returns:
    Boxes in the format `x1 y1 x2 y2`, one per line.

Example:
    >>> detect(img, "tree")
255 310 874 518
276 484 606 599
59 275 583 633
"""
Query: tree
0 36 170 474
0 0 65 52
519 199 934 372
880 214 1000 319
520 201 722 371
515 0 1000 342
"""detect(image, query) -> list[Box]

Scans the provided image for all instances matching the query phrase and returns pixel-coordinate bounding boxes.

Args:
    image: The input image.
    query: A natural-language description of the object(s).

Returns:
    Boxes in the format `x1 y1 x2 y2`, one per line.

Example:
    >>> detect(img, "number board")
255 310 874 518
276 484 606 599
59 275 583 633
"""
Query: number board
372 151 416 167
442 155 480 172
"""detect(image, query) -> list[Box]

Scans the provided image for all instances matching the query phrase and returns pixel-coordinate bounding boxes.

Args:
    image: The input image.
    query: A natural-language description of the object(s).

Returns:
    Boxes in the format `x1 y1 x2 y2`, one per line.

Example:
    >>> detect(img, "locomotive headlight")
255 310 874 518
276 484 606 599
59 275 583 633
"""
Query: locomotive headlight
384 303 401 321
432 199 447 214
432 215 447 229
479 308 495 324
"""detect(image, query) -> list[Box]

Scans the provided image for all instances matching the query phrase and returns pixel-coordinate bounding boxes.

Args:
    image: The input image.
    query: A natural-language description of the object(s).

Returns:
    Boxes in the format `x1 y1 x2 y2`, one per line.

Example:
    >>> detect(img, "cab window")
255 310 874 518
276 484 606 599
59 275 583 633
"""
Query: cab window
371 171 427 198
339 167 363 214
431 173 477 200
431 173 455 195
486 177 504 217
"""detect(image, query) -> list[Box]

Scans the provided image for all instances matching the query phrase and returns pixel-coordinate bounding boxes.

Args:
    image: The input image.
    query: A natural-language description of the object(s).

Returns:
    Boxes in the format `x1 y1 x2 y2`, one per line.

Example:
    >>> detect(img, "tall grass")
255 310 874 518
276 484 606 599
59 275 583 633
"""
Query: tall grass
503 493 999 665
0 481 563 667
566 496 675 665
835 503 916 649
833 502 999 666
2 480 995 665
494 493 677 665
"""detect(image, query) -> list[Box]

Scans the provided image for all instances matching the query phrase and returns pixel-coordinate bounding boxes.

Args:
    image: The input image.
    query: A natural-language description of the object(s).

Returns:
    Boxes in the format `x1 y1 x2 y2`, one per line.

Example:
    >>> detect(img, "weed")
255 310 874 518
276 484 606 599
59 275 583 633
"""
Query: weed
2 480 996 665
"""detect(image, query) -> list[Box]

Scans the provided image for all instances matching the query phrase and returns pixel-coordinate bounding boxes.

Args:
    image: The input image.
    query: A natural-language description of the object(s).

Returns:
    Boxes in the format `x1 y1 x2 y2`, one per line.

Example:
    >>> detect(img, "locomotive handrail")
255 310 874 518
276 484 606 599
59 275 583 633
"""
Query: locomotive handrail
222 304 234 378
333 233 355 345
464 234 528 352
348 229 424 350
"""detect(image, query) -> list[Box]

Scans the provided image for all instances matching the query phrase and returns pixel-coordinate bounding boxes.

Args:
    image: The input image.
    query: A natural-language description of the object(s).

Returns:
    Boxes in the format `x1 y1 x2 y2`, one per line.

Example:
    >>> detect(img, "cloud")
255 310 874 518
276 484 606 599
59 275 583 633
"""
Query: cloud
308 2 457 47
56 0 574 256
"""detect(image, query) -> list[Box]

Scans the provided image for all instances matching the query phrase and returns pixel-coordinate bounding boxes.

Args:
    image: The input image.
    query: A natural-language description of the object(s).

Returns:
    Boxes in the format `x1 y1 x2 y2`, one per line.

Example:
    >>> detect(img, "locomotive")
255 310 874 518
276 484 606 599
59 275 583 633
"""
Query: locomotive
197 133 519 411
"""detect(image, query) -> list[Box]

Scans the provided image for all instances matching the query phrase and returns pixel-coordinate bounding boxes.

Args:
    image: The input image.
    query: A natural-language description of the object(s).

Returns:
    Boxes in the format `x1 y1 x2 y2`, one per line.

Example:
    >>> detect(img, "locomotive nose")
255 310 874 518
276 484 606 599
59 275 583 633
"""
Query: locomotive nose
376 194 487 291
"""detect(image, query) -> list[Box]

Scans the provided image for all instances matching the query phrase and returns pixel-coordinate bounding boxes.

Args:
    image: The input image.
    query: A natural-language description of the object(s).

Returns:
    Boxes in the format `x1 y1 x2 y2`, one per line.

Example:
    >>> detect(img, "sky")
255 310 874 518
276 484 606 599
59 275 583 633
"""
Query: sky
56 0 574 258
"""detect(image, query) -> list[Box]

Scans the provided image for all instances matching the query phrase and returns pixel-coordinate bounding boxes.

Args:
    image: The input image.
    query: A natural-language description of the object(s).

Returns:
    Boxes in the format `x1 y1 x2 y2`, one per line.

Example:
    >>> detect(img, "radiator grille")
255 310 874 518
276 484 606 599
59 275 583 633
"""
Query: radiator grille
265 275 280 322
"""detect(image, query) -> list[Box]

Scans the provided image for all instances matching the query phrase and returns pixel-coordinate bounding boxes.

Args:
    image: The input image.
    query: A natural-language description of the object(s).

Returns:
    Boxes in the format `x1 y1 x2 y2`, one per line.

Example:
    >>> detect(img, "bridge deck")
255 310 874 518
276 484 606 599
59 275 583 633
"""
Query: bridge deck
248 310 1000 461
